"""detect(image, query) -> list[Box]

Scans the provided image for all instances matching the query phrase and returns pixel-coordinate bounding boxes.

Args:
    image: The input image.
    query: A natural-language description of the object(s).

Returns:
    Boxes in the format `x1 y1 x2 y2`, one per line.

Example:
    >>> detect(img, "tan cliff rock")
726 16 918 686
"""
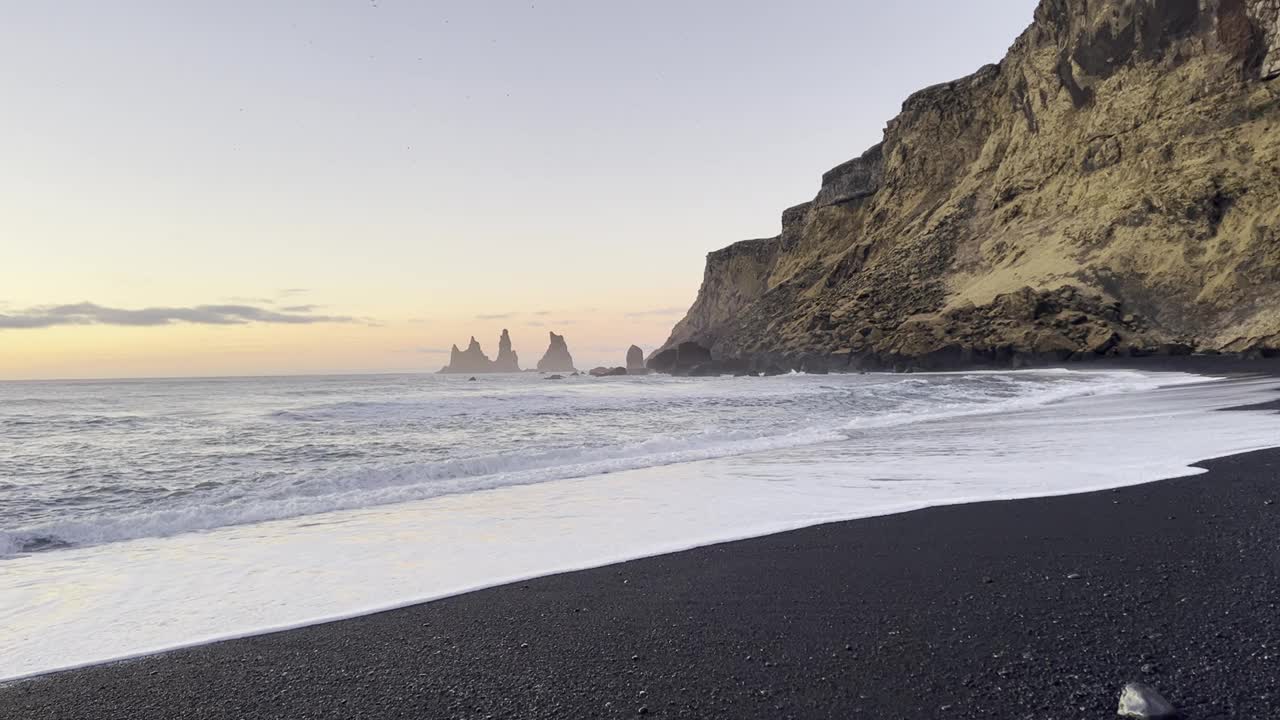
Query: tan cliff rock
657 0 1280 371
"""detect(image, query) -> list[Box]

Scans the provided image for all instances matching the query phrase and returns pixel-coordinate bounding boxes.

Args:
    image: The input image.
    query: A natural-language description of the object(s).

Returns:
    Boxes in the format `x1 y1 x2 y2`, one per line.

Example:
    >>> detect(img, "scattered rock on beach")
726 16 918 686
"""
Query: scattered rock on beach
1117 682 1176 718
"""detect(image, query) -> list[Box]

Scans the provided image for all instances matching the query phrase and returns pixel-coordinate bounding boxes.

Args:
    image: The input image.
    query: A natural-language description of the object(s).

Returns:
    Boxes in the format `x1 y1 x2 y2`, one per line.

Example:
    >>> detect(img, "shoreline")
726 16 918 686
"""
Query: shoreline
5 437 1280 718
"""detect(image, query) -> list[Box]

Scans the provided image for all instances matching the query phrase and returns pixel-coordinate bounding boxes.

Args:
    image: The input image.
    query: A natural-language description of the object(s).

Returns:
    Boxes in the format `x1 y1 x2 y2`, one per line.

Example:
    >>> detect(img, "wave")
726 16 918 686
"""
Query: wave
0 369 1200 558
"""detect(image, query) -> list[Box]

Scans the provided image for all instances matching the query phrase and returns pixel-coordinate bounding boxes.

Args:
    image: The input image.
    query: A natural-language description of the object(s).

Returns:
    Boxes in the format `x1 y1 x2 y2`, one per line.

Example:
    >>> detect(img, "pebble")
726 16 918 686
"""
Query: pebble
1117 681 1177 718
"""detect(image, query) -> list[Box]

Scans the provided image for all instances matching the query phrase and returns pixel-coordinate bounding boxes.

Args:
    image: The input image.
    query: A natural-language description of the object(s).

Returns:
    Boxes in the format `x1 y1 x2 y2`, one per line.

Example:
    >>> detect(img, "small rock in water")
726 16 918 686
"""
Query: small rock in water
1117 681 1177 718
467 376 477 381
545 374 564 380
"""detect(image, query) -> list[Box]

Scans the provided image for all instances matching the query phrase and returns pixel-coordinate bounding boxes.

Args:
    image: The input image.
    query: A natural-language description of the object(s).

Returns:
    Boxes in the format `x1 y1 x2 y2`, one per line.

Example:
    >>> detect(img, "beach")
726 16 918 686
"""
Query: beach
4 437 1278 719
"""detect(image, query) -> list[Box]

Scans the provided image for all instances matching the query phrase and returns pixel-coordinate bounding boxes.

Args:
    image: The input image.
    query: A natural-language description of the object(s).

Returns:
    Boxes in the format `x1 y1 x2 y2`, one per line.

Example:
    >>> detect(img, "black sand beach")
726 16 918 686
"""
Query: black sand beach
4 440 1279 718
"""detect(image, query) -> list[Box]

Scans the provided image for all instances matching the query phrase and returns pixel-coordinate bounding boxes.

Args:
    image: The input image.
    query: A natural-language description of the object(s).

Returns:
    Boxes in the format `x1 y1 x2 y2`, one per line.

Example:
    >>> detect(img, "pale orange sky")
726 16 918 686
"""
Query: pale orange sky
1 1 1037 380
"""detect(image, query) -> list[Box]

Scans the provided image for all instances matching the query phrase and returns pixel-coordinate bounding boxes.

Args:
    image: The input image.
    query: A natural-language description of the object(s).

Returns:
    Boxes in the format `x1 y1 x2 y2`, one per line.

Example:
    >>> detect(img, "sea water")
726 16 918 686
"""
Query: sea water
2 369 1279 680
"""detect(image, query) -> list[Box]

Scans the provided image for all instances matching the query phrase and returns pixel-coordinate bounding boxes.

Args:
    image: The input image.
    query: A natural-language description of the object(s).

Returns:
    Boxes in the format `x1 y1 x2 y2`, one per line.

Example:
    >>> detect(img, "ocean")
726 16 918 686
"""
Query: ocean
3 369 1279 681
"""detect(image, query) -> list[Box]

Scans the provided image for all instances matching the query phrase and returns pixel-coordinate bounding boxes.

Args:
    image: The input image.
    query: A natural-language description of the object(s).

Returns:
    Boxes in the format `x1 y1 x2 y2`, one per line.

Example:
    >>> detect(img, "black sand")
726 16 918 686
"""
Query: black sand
4 443 1279 719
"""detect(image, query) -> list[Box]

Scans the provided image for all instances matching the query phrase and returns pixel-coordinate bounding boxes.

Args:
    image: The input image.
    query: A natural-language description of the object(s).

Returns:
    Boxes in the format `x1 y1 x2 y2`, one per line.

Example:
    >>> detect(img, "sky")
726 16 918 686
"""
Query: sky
1 0 1038 380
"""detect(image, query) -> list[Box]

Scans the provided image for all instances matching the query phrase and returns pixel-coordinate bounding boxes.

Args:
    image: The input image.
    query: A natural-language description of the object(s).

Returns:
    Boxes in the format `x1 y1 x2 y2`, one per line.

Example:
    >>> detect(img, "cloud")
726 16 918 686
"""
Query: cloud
476 312 516 320
404 346 450 354
0 302 359 330
279 304 319 312
624 306 688 318
278 288 309 297
532 310 551 316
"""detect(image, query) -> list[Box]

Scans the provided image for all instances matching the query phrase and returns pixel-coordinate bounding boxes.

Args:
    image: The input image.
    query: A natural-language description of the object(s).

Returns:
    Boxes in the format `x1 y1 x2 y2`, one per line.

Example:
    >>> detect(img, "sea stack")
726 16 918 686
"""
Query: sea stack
626 345 645 371
536 332 576 372
492 329 520 372
440 337 494 374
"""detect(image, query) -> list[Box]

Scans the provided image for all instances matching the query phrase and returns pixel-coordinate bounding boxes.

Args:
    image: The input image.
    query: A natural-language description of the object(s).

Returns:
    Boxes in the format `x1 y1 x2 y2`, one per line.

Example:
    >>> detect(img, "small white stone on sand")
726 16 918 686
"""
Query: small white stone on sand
1118 681 1176 718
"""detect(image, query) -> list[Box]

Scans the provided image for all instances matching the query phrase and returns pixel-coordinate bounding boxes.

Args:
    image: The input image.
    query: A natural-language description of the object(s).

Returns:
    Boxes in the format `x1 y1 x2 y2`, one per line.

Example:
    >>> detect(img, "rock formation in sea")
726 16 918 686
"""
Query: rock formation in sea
626 345 646 373
589 366 628 377
653 0 1280 373
647 341 712 375
439 337 493 374
492 329 520 372
439 330 521 373
536 332 576 372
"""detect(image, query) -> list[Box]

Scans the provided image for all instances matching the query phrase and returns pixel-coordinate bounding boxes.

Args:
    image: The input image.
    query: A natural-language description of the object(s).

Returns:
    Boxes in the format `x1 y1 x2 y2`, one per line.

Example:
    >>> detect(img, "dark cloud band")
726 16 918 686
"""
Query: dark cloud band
0 302 357 329
624 307 687 318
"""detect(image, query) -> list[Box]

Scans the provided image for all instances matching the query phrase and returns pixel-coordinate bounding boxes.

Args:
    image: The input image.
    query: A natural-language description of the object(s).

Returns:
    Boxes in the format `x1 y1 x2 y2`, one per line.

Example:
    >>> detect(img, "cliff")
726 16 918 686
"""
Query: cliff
657 0 1280 371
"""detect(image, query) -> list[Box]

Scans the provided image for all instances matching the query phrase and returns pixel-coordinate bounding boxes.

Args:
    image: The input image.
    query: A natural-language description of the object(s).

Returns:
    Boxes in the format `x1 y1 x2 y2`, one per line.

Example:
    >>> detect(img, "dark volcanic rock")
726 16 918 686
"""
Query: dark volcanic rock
492 329 520 372
536 332 576 373
588 366 627 377
813 143 883 208
647 341 713 375
626 345 645 371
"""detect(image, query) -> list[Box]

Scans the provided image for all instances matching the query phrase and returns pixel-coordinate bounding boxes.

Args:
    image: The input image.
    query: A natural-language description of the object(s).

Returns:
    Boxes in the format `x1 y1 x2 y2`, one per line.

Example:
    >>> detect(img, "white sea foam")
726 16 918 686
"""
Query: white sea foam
0 369 1182 557
2 370 1279 682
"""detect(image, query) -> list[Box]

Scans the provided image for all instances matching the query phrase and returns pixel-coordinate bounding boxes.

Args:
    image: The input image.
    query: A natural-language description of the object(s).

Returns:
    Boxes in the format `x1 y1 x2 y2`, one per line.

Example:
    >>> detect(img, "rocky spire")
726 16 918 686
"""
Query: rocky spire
439 336 496 374
493 329 520 372
536 331 576 372
626 345 645 371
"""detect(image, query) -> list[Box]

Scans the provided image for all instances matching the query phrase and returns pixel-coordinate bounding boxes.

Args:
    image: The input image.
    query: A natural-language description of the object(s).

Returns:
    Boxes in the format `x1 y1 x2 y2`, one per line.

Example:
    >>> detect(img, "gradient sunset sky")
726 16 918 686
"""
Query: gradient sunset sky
3 1 1038 380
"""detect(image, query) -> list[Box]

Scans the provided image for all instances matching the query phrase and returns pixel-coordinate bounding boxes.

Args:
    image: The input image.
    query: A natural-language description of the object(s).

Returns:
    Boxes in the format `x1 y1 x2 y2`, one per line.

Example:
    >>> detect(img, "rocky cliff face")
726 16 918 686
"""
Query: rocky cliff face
536 332 576 372
657 0 1280 371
